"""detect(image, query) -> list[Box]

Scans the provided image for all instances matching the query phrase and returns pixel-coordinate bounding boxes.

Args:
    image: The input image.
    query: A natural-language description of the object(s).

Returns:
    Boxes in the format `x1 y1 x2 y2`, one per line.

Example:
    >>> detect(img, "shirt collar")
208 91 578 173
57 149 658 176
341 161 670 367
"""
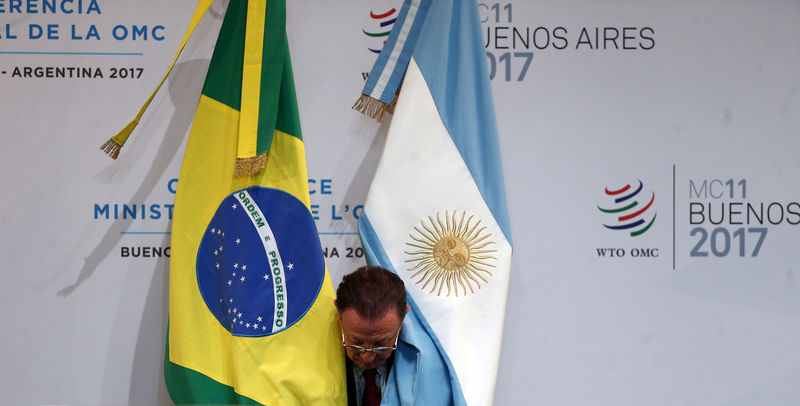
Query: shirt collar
352 360 389 379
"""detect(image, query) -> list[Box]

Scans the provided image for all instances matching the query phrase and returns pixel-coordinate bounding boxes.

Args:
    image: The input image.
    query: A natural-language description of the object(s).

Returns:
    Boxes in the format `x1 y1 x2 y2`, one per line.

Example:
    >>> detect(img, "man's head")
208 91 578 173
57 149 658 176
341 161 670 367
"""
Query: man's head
335 266 409 369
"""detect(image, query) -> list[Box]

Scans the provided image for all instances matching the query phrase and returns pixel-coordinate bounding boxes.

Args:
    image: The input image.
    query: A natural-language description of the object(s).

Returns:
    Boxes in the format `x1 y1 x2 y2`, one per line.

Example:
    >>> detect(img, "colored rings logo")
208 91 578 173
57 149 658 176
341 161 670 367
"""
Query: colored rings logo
598 180 657 236
363 8 397 54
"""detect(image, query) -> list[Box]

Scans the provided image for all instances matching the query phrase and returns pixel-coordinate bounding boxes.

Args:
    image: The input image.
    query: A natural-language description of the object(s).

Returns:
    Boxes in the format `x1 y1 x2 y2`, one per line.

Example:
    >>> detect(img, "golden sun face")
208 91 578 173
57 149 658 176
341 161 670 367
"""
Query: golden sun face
405 210 497 297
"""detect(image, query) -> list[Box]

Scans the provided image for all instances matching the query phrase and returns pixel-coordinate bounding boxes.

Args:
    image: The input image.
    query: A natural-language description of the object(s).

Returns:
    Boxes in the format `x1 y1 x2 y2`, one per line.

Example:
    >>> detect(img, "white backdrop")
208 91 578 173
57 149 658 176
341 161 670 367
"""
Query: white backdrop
1 0 799 405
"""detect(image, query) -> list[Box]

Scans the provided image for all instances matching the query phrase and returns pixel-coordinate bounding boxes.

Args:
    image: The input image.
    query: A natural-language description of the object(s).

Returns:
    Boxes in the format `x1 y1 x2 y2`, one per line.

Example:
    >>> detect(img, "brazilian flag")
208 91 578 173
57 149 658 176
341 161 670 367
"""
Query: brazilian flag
163 0 346 404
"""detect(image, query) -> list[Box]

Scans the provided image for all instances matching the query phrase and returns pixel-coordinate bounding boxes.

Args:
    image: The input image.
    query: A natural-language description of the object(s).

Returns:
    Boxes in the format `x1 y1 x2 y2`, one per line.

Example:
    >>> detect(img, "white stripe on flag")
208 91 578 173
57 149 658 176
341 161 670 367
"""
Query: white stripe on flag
372 0 422 99
235 190 288 332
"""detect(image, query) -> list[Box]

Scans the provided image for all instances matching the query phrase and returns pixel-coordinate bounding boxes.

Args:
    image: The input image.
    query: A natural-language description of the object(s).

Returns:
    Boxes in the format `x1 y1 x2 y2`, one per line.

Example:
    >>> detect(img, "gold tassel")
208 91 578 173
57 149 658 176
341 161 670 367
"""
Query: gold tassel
234 152 267 177
99 118 138 159
352 93 395 123
97 0 216 160
100 139 122 159
386 94 398 115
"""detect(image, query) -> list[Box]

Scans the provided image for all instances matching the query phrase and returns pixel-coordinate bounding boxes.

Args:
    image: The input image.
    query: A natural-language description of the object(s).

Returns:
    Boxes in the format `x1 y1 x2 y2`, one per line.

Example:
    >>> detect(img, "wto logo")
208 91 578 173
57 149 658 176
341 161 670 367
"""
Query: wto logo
363 8 397 54
598 180 657 237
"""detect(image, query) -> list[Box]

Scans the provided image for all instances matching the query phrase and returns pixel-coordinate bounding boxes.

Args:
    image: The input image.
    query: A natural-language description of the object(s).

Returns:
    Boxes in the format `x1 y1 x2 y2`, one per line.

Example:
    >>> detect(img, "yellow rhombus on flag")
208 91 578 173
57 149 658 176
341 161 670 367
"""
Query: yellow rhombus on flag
157 0 346 404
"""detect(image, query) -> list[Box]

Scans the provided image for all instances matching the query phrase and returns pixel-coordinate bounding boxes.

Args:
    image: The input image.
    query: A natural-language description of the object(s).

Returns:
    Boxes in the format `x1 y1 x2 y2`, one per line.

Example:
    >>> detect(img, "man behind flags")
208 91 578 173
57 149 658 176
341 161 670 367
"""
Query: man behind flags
101 0 345 404
355 0 513 404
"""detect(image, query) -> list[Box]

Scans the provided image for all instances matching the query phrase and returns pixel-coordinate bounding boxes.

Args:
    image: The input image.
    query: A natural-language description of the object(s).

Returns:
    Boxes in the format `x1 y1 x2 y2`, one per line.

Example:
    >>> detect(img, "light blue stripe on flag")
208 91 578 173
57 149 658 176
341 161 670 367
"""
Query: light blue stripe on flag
358 214 467 406
362 0 431 104
412 0 512 244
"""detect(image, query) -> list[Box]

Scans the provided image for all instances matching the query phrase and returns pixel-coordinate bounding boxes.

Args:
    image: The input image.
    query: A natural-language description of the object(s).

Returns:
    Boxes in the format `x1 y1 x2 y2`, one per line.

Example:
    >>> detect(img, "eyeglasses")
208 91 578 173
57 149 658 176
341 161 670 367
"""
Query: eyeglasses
340 329 399 354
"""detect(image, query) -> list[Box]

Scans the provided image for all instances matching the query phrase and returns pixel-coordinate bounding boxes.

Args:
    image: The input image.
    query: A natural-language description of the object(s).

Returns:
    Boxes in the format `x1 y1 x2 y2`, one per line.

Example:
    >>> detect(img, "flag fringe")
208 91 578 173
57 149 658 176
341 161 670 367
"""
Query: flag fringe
100 138 122 159
352 93 397 123
234 152 267 177
100 118 138 159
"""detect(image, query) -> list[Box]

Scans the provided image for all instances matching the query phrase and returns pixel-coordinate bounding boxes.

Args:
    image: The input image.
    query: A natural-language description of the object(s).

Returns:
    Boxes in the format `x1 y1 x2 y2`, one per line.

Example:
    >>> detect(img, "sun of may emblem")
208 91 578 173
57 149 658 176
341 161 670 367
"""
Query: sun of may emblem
405 210 497 297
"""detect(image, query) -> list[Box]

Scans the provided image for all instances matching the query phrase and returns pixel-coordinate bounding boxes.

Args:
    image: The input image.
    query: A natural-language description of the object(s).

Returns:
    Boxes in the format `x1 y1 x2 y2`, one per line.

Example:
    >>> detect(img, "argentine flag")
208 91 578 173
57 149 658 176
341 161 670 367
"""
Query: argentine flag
357 0 513 404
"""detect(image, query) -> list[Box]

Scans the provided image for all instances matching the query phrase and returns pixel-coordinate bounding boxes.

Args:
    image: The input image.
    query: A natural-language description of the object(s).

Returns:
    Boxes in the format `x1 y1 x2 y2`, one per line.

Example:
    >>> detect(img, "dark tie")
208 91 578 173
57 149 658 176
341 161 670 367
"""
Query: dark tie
362 368 380 406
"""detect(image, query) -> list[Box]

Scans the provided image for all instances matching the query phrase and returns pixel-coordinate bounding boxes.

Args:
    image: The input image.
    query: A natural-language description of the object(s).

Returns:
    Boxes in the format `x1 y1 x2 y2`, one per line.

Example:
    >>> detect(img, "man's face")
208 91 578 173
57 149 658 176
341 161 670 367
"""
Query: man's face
339 307 403 369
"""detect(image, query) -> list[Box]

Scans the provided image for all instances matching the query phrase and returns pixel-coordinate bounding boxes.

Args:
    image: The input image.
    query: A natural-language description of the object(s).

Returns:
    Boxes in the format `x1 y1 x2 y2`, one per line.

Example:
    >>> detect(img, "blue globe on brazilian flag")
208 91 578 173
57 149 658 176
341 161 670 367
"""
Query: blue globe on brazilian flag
197 187 325 337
